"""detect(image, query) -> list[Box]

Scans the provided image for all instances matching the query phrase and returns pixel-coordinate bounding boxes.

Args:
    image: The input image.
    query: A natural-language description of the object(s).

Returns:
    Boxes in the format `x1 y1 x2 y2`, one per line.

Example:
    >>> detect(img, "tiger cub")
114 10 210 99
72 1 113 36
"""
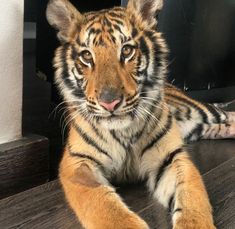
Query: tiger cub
46 0 235 228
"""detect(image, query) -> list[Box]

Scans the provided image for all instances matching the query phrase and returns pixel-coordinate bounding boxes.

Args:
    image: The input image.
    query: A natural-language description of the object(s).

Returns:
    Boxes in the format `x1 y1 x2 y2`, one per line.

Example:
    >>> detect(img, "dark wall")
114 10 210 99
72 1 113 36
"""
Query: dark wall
24 0 36 22
158 0 235 90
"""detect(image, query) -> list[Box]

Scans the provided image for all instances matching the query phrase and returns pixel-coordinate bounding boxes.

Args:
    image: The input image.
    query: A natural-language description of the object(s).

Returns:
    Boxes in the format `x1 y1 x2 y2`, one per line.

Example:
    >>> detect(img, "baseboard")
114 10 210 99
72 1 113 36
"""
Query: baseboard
0 134 49 199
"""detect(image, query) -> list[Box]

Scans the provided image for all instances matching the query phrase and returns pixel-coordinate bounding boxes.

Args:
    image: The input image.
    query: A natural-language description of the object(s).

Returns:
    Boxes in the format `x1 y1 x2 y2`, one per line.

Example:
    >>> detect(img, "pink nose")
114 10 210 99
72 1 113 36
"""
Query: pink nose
99 99 121 111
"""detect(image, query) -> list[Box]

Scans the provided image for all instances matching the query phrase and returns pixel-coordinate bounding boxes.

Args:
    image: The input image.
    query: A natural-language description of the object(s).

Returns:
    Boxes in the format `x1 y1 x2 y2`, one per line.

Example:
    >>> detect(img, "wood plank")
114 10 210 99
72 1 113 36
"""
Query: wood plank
0 158 234 229
0 181 79 229
189 139 235 174
0 134 49 199
204 158 235 229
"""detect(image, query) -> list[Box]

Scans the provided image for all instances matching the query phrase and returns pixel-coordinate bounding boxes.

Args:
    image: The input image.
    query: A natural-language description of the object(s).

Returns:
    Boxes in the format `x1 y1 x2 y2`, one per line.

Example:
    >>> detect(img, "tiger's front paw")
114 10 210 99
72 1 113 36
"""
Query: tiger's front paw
173 214 216 229
123 214 149 229
90 212 149 229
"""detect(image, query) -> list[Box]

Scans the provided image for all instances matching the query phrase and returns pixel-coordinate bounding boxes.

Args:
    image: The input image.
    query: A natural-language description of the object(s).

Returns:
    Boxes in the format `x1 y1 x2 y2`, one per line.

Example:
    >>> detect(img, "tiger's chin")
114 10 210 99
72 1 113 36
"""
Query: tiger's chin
98 115 133 130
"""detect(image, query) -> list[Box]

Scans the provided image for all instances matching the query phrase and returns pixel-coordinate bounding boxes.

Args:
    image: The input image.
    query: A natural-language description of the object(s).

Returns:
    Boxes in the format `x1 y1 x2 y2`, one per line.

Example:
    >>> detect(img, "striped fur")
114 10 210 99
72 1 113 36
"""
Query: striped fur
165 84 235 142
47 0 234 228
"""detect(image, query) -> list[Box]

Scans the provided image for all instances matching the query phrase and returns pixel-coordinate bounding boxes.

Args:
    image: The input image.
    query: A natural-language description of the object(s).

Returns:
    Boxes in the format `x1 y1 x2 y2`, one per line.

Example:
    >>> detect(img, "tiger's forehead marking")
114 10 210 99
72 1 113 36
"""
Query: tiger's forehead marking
79 7 132 48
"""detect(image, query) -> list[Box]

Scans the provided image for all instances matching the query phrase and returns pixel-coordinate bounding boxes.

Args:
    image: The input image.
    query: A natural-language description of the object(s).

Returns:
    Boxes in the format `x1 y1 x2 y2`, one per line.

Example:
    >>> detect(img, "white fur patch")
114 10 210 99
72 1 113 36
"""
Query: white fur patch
154 168 176 208
177 120 198 139
99 116 132 130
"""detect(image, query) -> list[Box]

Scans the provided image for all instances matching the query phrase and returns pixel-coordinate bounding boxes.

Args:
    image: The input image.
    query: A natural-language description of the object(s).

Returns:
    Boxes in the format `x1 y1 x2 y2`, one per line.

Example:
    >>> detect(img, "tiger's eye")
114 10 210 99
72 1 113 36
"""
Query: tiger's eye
121 45 134 59
80 50 93 63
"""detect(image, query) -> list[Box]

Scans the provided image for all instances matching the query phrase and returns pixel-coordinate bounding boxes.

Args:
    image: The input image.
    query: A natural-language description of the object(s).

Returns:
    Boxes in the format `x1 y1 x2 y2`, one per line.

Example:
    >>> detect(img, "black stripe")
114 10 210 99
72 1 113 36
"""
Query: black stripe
71 45 78 60
155 148 184 189
173 208 182 214
168 195 174 213
139 36 153 92
126 92 138 102
185 124 203 142
69 151 105 172
203 103 221 123
108 28 114 33
87 104 99 111
110 34 116 43
111 7 125 12
110 130 127 151
76 37 87 47
139 31 164 88
104 17 112 27
74 63 83 75
132 97 163 145
88 28 102 36
144 31 165 72
124 98 138 108
132 27 138 38
85 14 97 21
174 108 184 121
141 114 172 156
73 122 112 160
109 18 124 26
225 123 231 127
60 45 85 98
166 93 209 124
113 24 126 38
88 101 96 105
139 36 150 69
85 19 99 31
167 98 192 120
131 101 162 144
71 68 85 97
108 12 125 19
136 53 143 76
214 124 221 138
87 28 102 46
96 36 106 46
90 122 107 143
61 45 74 90
168 195 182 215
185 106 192 120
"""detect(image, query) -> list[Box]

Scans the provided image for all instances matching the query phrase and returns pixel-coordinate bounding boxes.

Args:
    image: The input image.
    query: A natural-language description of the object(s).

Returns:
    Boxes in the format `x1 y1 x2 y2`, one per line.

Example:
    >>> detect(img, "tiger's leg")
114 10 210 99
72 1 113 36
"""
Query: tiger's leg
146 150 215 229
225 111 235 123
201 123 235 139
200 109 235 139
60 151 149 229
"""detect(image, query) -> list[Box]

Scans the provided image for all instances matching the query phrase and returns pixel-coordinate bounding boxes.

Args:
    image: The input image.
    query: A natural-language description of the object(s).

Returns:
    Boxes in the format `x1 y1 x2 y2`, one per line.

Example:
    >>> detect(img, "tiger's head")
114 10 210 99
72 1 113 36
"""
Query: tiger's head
47 0 168 129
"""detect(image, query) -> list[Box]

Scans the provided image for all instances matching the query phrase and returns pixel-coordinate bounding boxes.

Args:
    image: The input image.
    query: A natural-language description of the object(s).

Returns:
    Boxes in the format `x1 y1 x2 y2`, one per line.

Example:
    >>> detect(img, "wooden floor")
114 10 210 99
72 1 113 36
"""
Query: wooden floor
0 140 234 229
17 41 235 229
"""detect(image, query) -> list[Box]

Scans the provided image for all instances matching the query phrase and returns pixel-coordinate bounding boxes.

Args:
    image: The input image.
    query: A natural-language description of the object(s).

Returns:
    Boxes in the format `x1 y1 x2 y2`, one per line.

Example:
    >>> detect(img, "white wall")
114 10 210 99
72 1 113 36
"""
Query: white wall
0 0 24 144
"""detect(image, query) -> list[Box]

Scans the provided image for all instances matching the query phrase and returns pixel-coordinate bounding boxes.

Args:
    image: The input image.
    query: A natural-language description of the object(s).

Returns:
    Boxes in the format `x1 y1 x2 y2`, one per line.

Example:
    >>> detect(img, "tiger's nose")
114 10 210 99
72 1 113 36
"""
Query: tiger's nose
99 99 121 111
99 88 122 111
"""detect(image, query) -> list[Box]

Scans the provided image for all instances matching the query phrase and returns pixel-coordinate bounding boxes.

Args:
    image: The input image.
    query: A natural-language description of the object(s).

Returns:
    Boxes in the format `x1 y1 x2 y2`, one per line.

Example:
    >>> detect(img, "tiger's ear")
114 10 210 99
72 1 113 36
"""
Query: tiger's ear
127 0 163 27
46 0 83 42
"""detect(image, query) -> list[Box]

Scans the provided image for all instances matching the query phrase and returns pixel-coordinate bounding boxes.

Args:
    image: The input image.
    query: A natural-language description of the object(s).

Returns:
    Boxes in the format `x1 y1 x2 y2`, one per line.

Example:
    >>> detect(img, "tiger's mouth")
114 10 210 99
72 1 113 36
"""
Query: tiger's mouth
98 112 133 120
82 105 137 130
91 110 135 120
95 112 135 130
87 102 138 120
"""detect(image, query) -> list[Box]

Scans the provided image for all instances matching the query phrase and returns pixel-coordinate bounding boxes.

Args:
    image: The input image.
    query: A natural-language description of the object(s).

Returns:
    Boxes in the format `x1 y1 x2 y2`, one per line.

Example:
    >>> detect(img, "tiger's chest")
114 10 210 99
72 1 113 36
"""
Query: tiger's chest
107 131 142 183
